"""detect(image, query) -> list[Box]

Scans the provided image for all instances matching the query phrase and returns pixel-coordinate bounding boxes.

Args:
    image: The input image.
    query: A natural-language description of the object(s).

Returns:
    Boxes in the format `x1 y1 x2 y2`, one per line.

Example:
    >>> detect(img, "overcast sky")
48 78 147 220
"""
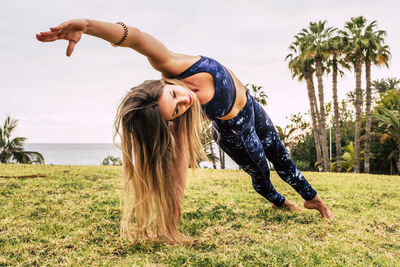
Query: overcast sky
1 0 399 143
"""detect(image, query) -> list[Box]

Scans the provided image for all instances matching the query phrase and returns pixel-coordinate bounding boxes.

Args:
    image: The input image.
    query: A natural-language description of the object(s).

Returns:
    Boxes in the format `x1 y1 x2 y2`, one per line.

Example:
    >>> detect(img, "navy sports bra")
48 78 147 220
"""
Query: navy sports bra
175 56 236 120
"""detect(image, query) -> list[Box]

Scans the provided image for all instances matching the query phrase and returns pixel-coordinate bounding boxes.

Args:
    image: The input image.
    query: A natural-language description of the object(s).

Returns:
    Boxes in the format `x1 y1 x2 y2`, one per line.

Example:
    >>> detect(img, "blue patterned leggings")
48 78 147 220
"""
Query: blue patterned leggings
212 92 317 206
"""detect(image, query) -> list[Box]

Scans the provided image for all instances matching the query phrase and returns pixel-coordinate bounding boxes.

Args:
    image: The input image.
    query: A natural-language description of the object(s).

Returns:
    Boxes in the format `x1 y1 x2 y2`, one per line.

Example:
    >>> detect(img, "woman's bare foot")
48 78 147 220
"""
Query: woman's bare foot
304 194 334 219
272 199 302 212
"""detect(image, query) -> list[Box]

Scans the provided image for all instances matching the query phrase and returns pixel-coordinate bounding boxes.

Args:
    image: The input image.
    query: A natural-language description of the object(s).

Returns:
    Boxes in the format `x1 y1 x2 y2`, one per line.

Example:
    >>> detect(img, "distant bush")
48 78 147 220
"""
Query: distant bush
294 160 310 171
102 155 122 166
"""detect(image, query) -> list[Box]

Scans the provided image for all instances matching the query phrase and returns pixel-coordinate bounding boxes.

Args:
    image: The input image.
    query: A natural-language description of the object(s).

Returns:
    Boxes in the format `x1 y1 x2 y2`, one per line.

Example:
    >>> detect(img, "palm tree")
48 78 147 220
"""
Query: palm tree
372 77 400 93
276 125 296 151
286 53 323 172
294 20 335 171
287 21 336 171
370 107 400 173
341 16 369 173
326 35 351 172
363 22 391 173
286 112 311 143
246 84 268 106
0 116 44 164
218 144 225 169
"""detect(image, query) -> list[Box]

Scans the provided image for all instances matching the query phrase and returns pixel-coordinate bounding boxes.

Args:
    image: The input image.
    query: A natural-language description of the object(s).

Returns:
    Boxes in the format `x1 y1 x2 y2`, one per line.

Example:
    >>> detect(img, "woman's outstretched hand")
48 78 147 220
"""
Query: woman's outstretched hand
36 19 88 57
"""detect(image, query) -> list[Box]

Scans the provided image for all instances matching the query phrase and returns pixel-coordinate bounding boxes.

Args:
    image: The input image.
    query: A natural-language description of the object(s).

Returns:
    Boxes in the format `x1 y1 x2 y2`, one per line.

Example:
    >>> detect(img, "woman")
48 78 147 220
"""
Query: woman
36 19 333 243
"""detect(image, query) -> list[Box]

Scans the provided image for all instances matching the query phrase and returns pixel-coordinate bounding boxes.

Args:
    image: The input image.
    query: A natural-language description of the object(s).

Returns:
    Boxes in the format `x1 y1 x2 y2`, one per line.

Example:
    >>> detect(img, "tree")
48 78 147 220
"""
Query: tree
275 125 296 151
370 107 400 174
218 144 225 169
286 53 324 171
0 116 44 164
376 89 400 110
372 77 400 93
341 16 369 173
285 112 311 144
346 89 366 110
297 20 335 171
291 133 317 171
287 40 323 171
363 21 391 173
286 105 346 172
246 84 268 106
326 35 351 172
369 137 395 174
370 84 400 174
289 100 355 173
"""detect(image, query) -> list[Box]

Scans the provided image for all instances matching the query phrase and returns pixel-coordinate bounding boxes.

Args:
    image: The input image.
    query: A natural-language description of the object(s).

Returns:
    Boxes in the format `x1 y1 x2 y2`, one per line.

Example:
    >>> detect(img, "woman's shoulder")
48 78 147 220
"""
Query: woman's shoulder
161 53 201 77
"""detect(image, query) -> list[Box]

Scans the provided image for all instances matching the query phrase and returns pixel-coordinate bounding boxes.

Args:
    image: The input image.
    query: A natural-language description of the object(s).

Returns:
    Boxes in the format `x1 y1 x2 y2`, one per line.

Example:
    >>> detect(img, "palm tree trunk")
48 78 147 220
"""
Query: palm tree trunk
354 53 363 173
315 59 330 171
219 147 225 169
332 59 342 172
305 72 323 172
390 160 393 175
397 157 400 175
310 76 324 172
364 58 372 173
210 142 216 169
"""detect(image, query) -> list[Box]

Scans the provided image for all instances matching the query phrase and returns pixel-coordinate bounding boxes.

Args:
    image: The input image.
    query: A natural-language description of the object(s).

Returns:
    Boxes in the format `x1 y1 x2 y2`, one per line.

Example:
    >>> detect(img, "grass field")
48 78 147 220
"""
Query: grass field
0 164 399 266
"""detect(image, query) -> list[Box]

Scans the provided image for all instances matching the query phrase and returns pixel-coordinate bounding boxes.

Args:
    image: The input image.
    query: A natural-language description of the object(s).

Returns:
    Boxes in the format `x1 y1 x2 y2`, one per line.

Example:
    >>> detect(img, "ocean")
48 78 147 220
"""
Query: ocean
25 143 122 166
24 143 239 169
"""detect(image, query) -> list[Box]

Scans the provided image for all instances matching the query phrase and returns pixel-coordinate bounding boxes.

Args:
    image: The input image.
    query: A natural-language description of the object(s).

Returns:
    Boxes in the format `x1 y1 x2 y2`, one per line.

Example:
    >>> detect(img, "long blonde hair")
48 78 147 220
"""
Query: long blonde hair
114 79 205 243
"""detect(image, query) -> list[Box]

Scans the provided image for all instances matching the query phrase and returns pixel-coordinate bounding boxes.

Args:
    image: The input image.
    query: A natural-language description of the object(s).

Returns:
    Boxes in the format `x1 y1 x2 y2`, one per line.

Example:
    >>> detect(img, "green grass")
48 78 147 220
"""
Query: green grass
0 164 399 266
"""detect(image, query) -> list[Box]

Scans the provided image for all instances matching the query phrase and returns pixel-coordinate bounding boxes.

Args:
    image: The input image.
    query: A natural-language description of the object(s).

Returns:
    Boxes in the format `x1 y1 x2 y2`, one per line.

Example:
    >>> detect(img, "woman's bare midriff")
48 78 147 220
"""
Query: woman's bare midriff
217 68 247 120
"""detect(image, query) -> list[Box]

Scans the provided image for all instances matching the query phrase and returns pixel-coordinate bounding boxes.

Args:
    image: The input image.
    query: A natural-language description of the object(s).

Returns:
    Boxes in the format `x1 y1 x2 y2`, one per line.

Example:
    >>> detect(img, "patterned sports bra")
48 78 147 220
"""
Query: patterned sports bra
175 56 237 120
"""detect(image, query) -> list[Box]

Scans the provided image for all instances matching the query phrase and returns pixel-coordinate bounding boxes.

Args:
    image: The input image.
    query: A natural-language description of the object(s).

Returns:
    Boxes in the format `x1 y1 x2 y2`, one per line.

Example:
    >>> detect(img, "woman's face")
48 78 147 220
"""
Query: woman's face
158 84 195 121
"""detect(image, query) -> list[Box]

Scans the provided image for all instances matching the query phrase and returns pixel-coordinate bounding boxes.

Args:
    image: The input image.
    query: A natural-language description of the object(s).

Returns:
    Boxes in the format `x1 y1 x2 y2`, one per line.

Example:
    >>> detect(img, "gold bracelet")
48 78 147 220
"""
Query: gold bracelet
112 22 128 47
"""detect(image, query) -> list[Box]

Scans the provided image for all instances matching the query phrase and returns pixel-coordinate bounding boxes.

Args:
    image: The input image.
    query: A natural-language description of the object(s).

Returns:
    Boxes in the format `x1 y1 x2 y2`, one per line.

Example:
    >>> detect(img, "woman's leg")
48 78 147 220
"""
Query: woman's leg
212 93 299 210
252 98 317 201
251 98 333 218
214 128 285 206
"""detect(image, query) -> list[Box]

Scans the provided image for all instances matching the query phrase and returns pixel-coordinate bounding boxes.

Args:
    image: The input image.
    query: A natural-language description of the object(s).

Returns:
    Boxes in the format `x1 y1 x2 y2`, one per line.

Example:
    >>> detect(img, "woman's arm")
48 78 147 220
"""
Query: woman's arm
36 19 197 76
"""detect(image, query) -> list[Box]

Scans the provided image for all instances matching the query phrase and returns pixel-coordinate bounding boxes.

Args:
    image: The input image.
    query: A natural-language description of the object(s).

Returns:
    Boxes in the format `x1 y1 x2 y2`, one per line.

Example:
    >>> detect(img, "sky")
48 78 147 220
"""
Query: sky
1 0 399 143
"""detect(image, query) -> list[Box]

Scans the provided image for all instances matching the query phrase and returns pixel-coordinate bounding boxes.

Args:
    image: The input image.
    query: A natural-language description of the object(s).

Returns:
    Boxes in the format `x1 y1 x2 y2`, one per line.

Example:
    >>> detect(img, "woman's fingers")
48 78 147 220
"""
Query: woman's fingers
50 21 68 32
37 31 54 37
36 33 55 42
36 32 60 42
36 31 57 39
39 36 59 42
66 40 76 57
50 25 65 32
37 24 65 41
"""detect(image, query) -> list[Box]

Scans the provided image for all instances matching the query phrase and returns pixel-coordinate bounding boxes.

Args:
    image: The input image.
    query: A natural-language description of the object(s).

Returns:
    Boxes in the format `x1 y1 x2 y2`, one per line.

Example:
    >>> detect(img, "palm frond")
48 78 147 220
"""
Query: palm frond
12 151 45 164
0 116 45 164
